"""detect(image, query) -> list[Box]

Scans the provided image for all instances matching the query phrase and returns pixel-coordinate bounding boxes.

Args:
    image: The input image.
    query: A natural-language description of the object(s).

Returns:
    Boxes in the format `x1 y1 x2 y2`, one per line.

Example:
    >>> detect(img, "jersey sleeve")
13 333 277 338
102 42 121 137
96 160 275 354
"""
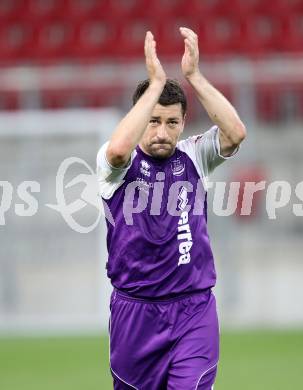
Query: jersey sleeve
178 125 239 185
96 141 136 199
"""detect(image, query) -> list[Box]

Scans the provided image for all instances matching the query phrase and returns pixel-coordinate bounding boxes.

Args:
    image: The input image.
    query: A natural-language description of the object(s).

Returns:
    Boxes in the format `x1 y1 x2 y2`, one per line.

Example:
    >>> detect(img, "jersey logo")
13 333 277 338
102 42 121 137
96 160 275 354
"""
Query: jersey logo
140 160 151 177
178 186 188 210
177 186 192 266
171 158 185 176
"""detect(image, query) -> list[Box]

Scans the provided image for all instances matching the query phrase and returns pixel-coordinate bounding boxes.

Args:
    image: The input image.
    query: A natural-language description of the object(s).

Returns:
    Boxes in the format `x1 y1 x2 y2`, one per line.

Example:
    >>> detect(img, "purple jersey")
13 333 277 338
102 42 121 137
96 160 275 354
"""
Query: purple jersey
97 126 238 298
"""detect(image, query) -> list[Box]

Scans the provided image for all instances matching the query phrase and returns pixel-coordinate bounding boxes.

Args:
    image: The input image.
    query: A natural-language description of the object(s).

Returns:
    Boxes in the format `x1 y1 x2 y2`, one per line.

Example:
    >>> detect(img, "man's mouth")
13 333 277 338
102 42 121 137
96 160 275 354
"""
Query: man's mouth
153 143 170 147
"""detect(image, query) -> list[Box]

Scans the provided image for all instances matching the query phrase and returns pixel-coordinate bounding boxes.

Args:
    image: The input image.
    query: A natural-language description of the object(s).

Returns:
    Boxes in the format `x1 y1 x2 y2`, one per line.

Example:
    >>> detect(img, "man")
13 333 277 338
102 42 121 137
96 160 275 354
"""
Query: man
97 27 246 390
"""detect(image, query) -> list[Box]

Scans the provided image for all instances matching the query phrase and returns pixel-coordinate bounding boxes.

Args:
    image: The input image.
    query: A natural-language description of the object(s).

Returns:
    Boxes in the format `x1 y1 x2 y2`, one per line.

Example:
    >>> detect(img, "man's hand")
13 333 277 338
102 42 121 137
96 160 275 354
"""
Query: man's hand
144 31 166 86
180 27 200 80
180 27 246 156
105 31 166 168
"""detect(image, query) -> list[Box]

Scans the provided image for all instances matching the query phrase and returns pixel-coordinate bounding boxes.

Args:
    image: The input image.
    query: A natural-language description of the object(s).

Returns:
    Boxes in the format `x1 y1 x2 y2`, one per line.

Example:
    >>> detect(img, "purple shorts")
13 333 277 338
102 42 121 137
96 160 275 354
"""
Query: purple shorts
109 289 219 390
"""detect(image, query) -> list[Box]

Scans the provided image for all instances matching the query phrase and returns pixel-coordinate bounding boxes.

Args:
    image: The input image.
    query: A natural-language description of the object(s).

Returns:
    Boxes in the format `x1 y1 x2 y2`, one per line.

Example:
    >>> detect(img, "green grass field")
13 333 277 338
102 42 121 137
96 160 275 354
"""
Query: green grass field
0 331 302 390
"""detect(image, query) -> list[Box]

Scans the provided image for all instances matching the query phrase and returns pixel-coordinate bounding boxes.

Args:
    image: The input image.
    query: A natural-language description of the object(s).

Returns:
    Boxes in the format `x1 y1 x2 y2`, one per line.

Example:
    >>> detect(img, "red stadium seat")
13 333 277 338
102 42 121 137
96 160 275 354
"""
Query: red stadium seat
175 0 221 20
93 0 137 20
0 22 33 63
279 14 303 53
131 0 184 19
255 84 282 122
114 18 159 58
40 86 125 109
0 0 27 23
40 89 72 109
69 19 117 60
157 18 193 58
256 83 303 122
24 0 65 23
217 0 289 17
66 0 101 21
0 91 19 110
197 15 242 56
234 15 283 57
252 0 290 17
283 0 303 15
30 21 74 62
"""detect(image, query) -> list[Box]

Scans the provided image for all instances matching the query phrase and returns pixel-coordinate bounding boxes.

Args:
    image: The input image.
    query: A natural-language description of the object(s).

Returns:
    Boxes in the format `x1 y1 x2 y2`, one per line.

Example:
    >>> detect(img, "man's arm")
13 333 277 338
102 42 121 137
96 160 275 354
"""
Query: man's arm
106 31 166 168
180 27 246 157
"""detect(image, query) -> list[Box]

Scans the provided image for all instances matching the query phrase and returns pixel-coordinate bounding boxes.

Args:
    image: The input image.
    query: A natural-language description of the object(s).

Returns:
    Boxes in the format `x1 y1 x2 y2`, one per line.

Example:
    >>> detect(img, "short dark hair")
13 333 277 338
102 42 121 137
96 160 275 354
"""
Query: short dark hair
132 79 187 117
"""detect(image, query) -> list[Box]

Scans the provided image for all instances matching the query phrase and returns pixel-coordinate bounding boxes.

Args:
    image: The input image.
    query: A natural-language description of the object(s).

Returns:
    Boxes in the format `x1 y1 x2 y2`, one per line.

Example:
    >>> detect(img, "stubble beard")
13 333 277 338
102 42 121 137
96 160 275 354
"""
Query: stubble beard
148 142 175 159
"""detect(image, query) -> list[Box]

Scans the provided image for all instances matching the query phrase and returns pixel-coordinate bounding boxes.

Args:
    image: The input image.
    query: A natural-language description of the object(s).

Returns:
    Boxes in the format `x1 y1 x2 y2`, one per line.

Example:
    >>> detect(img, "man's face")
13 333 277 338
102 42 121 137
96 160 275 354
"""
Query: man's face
139 103 185 159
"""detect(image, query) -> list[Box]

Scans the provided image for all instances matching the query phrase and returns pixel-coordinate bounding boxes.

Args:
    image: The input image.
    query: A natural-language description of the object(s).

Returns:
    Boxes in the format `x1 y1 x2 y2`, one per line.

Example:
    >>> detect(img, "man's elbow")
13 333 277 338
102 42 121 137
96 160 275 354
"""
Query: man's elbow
230 121 247 146
106 144 130 168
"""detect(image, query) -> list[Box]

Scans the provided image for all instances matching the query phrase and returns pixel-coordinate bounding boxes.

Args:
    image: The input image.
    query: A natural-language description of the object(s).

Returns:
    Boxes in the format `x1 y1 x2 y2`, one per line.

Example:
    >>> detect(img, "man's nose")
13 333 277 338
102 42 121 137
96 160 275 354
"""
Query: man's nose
157 123 168 139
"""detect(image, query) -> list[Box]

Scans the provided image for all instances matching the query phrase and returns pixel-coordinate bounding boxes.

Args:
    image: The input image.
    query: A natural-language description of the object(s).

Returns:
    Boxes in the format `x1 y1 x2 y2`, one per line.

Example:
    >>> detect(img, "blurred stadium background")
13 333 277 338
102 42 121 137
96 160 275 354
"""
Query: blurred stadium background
0 0 303 389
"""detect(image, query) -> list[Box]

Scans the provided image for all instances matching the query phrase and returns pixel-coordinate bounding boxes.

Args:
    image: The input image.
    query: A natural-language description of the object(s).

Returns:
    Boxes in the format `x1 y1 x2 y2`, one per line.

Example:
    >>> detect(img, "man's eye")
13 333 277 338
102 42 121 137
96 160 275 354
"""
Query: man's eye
150 119 158 123
168 121 178 125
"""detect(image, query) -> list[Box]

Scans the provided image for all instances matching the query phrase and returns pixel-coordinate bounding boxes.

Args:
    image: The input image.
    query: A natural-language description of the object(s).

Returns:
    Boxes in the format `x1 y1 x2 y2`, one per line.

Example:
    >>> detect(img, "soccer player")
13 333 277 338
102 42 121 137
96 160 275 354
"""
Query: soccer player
97 27 246 389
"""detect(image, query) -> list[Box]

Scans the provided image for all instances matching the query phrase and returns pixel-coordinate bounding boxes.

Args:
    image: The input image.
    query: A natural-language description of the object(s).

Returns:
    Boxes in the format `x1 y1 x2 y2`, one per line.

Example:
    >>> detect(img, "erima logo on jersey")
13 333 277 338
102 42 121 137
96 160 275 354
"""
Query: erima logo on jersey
140 160 151 177
177 186 192 266
178 186 188 210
